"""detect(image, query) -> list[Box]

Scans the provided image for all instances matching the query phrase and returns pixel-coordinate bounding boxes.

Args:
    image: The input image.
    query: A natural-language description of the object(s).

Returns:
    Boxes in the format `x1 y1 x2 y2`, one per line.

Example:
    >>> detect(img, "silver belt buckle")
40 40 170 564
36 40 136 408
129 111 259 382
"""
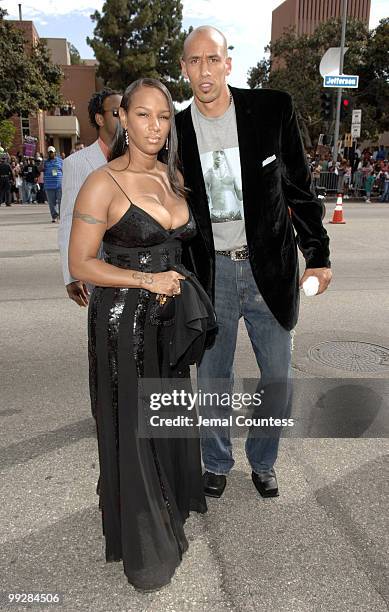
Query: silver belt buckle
231 246 247 261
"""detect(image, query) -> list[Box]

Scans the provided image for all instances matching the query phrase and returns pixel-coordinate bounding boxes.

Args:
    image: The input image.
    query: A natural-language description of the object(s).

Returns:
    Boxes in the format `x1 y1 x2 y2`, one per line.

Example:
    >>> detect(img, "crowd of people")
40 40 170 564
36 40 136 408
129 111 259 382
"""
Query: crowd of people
0 143 87 216
308 144 389 202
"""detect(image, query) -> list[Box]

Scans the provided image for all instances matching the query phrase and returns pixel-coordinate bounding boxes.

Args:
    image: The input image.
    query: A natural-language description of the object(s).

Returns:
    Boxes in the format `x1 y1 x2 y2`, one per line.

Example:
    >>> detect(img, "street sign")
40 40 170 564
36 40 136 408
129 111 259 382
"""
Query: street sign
319 47 349 77
352 109 362 123
324 75 359 88
351 124 361 138
344 133 353 147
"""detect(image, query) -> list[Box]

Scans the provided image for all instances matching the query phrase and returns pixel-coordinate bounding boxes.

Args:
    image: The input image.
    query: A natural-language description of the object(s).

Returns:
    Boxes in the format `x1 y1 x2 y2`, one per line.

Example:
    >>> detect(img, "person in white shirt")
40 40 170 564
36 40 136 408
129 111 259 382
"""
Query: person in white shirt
58 88 122 306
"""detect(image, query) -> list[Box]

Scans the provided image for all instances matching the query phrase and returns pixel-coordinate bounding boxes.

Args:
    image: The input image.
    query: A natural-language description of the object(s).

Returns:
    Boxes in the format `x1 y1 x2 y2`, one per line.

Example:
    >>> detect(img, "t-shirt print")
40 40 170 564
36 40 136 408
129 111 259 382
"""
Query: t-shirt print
200 147 244 223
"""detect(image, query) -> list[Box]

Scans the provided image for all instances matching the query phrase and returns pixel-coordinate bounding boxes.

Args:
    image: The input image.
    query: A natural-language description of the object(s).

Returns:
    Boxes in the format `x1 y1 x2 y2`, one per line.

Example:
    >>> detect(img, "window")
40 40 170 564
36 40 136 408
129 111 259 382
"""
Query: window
20 115 30 139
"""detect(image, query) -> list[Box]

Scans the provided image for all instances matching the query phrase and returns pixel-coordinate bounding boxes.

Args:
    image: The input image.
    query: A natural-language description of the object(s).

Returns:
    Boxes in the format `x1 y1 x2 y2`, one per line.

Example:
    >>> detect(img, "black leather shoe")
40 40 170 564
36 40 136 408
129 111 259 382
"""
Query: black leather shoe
252 469 279 498
203 471 227 498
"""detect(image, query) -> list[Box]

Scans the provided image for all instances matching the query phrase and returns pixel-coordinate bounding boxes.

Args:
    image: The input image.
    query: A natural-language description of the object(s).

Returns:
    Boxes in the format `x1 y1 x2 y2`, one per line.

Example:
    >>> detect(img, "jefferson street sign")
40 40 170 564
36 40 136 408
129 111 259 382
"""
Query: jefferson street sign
324 75 359 88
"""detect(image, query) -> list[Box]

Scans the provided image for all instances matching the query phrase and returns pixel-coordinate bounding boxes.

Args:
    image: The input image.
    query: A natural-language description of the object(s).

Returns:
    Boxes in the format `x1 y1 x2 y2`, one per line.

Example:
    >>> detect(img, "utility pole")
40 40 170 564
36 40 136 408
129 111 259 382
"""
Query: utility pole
333 0 348 161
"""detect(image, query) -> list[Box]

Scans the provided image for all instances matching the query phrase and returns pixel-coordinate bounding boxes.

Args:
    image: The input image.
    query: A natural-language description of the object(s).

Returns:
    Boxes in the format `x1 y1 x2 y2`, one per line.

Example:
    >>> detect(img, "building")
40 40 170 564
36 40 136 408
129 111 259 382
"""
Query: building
7 20 101 158
7 21 46 157
271 0 371 44
44 38 102 155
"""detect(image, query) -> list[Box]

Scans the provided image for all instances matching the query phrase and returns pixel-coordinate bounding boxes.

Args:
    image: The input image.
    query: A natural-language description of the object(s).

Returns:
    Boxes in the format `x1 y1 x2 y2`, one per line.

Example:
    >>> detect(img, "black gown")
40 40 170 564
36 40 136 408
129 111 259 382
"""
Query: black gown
88 180 207 591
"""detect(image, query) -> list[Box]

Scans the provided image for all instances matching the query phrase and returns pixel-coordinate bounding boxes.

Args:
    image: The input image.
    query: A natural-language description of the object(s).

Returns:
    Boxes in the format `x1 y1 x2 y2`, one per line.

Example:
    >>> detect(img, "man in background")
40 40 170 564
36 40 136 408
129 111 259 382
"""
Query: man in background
0 154 13 206
58 88 122 306
44 146 63 222
21 157 40 204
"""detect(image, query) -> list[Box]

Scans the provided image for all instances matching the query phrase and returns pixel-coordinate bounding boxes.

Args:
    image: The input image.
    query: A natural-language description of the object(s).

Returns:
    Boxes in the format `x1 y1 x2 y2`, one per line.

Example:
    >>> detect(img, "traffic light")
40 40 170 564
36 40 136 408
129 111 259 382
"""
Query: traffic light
340 96 351 121
320 91 333 121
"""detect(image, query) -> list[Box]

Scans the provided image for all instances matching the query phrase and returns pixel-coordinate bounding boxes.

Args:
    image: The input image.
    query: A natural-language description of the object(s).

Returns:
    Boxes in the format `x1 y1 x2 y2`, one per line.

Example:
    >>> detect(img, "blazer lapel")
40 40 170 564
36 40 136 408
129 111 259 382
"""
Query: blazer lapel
230 86 263 217
179 107 214 254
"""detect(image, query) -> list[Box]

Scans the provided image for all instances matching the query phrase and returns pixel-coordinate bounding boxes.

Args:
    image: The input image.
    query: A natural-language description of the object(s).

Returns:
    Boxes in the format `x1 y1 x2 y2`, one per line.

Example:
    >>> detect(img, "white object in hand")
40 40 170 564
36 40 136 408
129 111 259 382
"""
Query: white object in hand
302 276 320 296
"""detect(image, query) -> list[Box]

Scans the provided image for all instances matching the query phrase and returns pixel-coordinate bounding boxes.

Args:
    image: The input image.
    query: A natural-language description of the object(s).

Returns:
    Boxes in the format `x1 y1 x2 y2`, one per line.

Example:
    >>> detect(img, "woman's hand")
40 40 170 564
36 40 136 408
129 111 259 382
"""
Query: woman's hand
142 271 186 296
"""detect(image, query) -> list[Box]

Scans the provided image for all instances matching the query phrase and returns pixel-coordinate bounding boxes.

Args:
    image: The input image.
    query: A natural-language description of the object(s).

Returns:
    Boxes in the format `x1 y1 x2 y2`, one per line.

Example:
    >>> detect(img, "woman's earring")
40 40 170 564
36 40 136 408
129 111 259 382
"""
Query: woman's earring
124 128 129 146
165 137 169 150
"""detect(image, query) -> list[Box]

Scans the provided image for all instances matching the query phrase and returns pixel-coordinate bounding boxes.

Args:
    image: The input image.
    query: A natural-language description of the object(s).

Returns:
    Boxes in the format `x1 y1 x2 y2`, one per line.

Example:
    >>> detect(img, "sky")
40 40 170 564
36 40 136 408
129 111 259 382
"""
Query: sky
2 0 388 90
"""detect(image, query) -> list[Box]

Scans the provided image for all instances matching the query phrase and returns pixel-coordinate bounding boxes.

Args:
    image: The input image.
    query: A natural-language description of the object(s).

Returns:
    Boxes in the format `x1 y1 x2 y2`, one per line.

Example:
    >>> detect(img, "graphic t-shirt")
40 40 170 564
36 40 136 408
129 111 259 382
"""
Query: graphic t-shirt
23 163 40 184
191 98 247 251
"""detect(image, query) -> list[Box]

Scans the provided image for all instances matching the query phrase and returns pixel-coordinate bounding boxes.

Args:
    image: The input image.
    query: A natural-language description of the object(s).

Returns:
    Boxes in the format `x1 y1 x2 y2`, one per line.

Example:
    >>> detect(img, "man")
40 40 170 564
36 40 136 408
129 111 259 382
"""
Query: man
379 164 389 202
176 26 332 499
58 88 122 307
21 157 40 204
376 145 386 162
0 154 13 206
44 147 63 222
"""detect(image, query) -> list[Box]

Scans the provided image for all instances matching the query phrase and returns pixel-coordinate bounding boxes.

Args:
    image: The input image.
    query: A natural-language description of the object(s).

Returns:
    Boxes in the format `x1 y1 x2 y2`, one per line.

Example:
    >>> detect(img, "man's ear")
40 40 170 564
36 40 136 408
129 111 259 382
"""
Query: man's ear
95 112 104 128
225 57 232 77
180 58 188 79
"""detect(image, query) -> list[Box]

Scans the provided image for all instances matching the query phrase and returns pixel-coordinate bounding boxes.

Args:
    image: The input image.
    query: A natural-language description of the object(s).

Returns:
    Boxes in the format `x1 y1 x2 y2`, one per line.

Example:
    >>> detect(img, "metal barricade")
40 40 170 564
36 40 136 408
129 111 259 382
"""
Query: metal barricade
316 172 341 193
316 170 367 196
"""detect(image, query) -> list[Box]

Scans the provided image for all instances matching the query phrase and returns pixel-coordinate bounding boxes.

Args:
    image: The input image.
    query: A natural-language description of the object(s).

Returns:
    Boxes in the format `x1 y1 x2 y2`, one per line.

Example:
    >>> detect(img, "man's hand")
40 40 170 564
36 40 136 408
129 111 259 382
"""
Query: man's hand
299 268 332 295
66 281 90 307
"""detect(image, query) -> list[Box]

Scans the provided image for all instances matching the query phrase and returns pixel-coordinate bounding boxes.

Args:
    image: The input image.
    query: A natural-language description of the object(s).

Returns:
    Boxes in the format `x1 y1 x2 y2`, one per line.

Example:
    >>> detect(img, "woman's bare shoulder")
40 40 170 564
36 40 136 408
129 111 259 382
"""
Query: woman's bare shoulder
80 165 115 192
75 165 115 213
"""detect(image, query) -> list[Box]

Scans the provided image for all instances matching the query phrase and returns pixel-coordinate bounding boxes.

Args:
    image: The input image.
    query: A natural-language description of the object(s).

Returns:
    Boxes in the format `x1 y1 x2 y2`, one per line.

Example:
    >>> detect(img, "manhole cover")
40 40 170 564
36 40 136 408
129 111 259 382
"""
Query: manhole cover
308 341 389 372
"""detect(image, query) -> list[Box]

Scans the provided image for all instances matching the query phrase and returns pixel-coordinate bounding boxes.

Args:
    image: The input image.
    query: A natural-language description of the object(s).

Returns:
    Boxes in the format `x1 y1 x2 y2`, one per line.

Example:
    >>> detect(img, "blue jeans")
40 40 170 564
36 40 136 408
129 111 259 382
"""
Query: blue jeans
46 188 62 219
380 180 389 202
198 255 292 475
22 181 35 204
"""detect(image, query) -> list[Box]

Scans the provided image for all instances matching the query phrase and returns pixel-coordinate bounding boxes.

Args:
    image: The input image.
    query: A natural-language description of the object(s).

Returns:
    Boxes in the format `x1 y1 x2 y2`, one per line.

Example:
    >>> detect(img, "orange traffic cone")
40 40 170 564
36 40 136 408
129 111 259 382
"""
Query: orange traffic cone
330 193 346 224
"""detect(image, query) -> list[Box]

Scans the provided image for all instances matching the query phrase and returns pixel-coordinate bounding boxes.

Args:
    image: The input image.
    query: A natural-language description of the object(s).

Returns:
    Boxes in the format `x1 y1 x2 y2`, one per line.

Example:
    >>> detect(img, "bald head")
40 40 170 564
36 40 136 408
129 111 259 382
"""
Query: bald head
183 26 228 59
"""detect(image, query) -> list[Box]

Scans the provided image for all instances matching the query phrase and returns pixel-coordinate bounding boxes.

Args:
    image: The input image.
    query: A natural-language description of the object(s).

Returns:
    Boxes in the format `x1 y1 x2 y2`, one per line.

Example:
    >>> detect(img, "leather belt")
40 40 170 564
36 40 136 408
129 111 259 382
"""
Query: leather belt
215 245 249 260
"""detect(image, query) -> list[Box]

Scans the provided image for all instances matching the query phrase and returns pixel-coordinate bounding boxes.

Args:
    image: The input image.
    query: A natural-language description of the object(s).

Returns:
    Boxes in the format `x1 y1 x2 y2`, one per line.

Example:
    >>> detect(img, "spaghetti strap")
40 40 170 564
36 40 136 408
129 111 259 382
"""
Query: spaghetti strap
104 171 132 204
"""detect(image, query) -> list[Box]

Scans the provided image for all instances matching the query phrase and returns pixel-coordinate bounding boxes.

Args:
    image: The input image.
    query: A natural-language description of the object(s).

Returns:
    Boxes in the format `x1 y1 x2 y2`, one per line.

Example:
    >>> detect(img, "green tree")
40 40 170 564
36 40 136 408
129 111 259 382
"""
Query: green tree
247 18 389 146
0 9 63 119
87 0 191 101
68 42 85 65
0 119 16 150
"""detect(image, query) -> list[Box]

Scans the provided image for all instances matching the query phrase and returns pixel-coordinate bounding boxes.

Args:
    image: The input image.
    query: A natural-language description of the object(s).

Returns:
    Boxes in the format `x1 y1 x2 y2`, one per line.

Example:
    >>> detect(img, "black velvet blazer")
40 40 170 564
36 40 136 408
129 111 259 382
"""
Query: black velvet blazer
175 86 331 331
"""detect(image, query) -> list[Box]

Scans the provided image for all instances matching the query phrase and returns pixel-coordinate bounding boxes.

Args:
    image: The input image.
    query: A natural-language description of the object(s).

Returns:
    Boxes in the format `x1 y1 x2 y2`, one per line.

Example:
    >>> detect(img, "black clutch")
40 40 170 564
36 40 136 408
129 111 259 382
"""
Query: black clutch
149 293 176 326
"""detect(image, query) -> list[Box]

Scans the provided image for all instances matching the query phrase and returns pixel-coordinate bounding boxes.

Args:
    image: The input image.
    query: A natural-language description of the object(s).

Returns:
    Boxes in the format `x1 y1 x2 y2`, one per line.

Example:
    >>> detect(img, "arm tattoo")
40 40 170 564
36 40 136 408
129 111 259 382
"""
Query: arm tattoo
74 211 105 224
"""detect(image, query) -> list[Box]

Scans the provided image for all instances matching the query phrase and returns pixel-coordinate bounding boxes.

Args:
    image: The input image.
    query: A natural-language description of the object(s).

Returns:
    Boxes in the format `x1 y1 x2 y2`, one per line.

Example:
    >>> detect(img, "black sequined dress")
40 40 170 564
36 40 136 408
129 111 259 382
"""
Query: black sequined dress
88 191 207 591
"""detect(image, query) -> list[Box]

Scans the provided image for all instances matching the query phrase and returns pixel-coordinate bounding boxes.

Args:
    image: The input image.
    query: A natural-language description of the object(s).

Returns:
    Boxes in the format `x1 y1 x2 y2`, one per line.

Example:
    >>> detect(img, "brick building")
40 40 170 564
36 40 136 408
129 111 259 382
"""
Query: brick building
271 0 371 44
7 19 101 157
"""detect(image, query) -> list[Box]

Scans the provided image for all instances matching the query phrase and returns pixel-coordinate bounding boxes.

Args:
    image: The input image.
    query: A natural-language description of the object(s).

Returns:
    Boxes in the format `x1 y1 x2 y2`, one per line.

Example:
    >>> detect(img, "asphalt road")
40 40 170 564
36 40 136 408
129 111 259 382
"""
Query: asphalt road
0 202 388 612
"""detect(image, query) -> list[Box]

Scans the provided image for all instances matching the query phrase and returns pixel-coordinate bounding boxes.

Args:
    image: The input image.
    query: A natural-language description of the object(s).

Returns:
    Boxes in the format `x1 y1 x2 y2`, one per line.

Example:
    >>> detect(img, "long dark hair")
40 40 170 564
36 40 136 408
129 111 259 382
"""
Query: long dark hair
108 78 185 198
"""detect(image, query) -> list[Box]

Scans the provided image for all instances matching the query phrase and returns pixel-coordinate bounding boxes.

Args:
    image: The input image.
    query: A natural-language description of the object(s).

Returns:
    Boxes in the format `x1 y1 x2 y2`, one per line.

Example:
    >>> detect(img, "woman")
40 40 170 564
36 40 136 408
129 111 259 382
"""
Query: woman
364 170 376 203
68 79 209 591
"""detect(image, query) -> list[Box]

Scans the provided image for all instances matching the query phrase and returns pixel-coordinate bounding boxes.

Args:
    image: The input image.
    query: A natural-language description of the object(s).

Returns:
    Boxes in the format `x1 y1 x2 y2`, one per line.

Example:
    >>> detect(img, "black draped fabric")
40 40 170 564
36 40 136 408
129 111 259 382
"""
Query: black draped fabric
88 199 207 591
